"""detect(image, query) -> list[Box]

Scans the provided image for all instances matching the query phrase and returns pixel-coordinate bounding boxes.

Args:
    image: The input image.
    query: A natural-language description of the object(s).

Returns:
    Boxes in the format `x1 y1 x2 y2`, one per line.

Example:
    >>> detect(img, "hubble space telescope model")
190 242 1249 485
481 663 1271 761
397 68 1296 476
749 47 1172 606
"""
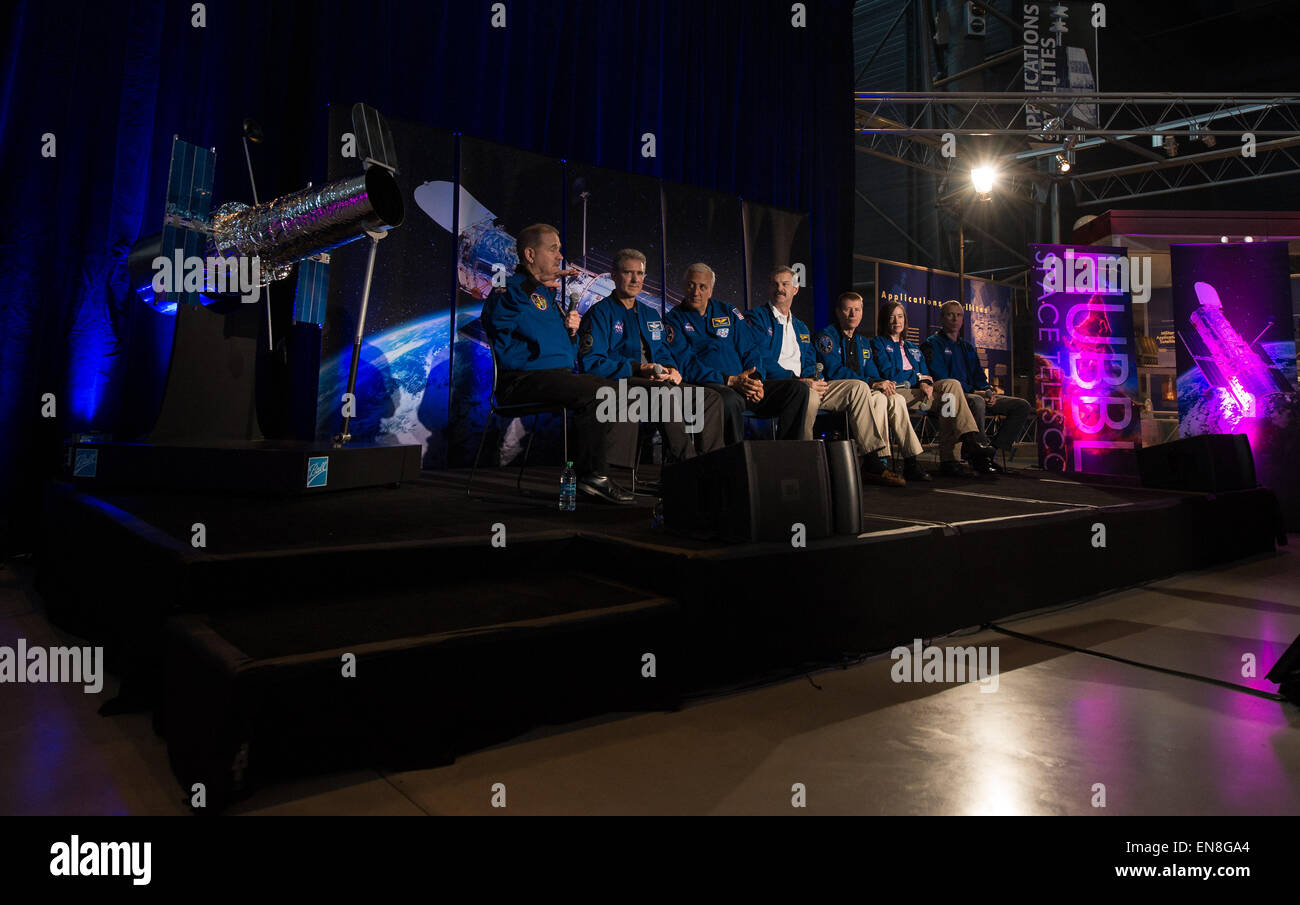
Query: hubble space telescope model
126 103 404 445
1178 280 1291 419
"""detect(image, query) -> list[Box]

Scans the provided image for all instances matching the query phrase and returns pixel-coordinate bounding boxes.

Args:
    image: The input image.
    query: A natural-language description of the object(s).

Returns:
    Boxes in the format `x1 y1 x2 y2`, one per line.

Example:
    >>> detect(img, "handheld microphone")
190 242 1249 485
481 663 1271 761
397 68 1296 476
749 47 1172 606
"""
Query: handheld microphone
814 362 824 380
652 363 666 376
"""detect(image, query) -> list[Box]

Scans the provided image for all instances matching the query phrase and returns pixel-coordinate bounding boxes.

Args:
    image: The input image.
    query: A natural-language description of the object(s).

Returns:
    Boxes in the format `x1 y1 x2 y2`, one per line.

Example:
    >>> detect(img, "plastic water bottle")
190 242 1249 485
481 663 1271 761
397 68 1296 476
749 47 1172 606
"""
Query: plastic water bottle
559 461 577 511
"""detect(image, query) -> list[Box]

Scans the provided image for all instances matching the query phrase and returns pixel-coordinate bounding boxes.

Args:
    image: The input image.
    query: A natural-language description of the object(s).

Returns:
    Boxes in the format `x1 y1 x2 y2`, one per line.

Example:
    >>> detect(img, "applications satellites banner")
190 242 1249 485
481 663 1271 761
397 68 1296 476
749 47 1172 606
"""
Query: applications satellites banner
1171 241 1299 526
1031 244 1142 475
874 261 959 343
966 278 1013 391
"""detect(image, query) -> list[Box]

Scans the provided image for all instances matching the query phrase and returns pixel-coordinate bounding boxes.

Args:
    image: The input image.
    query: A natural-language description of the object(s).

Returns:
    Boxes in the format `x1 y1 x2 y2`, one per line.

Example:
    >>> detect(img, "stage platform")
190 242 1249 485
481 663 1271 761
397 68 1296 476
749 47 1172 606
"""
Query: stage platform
34 461 1284 808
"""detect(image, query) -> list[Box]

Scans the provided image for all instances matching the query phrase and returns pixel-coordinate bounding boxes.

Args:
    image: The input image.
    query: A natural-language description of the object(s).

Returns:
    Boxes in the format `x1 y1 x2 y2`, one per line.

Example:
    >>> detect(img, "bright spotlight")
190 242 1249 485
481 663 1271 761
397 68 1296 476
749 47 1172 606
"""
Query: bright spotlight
971 166 997 195
1055 154 1071 173
1244 235 1254 242
1220 236 1229 243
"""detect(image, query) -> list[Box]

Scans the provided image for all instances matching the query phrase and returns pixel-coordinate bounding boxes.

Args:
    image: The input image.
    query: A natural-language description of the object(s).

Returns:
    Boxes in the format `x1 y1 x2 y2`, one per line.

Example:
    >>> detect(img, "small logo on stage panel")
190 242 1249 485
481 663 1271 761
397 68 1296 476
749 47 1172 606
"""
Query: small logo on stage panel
307 456 329 488
74 448 98 477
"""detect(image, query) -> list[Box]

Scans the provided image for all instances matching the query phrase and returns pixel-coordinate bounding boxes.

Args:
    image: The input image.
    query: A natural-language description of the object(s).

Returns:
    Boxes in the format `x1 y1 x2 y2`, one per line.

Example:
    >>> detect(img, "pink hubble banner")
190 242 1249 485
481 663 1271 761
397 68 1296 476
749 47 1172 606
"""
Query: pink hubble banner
1031 244 1143 475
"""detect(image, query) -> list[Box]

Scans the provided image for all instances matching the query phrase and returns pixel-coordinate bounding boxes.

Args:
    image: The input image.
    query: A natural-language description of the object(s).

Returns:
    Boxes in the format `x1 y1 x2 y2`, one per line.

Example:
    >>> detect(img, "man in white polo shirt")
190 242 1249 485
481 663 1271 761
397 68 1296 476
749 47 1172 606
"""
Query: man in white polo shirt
747 266 905 486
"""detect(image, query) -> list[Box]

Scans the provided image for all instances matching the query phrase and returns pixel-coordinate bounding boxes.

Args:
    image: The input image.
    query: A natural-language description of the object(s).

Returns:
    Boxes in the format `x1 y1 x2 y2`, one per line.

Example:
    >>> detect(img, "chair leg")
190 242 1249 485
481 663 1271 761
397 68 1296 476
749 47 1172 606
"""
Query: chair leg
517 414 539 493
466 414 492 497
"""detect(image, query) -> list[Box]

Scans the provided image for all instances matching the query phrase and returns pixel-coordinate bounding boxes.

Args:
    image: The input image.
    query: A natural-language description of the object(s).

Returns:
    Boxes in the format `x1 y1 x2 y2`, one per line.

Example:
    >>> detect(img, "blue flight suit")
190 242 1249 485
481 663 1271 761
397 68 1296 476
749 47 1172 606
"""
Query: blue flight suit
577 294 678 378
663 299 812 442
870 334 985 462
746 304 817 379
482 269 575 371
815 325 923 461
920 331 990 391
870 335 931 387
481 267 633 475
577 294 723 457
814 325 882 382
921 331 1032 453
663 298 765 384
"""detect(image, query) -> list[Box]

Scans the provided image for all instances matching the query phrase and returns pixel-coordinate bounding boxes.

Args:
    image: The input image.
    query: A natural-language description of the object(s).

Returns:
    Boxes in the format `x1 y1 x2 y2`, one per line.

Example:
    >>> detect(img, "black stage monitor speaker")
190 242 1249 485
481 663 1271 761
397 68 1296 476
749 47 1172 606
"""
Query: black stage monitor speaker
663 441 832 543
1137 433 1256 493
823 439 862 535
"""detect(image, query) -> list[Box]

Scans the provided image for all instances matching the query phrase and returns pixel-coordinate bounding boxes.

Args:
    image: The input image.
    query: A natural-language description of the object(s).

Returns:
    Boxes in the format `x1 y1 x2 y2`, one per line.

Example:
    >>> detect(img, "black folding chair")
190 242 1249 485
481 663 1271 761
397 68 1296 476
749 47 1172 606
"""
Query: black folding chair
467 345 568 496
742 410 779 440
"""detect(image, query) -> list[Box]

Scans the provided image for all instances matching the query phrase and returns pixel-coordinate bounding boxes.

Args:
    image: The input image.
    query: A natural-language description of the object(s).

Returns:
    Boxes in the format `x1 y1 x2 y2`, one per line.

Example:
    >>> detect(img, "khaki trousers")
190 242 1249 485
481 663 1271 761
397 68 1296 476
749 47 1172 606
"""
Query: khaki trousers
804 379 889 456
897 378 978 462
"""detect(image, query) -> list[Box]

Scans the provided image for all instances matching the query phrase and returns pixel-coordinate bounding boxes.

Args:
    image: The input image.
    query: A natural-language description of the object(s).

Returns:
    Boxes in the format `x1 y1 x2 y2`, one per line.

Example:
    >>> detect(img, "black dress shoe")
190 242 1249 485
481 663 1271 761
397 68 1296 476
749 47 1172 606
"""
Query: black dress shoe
903 459 932 482
966 453 999 476
938 460 976 478
960 437 995 462
577 473 635 504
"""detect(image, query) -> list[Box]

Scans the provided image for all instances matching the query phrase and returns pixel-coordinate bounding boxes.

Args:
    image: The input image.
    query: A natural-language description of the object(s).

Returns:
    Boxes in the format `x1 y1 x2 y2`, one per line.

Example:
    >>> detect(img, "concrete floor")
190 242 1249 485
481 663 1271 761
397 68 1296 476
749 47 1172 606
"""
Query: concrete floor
2 539 1298 816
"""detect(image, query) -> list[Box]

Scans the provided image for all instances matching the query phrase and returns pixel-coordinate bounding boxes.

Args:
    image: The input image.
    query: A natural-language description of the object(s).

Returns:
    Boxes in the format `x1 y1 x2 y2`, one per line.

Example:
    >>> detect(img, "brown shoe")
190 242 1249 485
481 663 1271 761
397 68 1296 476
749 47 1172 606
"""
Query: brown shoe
862 469 906 487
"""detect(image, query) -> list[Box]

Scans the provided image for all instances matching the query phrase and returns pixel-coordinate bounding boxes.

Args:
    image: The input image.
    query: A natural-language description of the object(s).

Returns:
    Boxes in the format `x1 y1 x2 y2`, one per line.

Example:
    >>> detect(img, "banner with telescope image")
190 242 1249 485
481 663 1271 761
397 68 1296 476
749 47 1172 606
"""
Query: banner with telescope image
1031 244 1142 475
316 108 456 468
965 278 1014 393
1171 241 1299 526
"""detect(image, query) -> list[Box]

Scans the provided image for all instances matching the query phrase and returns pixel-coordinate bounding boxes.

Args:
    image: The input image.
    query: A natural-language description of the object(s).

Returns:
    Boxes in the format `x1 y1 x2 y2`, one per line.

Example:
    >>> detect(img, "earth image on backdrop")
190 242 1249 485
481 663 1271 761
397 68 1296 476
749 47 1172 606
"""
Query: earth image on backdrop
315 306 493 468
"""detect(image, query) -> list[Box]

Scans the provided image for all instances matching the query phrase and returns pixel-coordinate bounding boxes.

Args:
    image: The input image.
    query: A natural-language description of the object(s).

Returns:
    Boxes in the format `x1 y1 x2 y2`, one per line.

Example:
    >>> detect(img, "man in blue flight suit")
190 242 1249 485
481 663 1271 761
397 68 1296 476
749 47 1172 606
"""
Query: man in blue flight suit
748 268 905 486
871 300 994 477
922 301 1032 471
814 291 930 482
577 248 725 460
481 223 635 503
663 263 812 443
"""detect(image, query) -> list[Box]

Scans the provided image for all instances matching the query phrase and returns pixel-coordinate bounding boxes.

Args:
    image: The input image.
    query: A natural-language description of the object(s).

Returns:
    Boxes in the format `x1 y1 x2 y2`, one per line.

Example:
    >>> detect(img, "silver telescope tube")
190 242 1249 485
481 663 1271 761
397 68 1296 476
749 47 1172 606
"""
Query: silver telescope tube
210 166 404 282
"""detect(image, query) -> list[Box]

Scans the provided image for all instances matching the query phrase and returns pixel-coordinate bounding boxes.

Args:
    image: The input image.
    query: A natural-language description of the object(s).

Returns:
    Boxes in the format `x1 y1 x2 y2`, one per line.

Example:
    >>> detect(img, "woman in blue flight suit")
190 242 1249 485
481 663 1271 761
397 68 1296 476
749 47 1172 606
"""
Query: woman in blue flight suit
870 301 994 476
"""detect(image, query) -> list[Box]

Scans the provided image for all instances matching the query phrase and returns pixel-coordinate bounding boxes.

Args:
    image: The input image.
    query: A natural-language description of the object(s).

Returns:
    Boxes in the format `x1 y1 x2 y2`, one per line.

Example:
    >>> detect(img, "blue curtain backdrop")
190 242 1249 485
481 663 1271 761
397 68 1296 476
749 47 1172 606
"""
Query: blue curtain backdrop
0 0 854 550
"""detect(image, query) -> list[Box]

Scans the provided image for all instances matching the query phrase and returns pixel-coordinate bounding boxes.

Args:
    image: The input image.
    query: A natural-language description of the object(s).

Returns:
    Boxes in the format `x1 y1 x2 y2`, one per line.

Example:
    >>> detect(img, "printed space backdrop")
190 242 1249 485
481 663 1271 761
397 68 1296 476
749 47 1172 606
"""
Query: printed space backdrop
317 114 812 468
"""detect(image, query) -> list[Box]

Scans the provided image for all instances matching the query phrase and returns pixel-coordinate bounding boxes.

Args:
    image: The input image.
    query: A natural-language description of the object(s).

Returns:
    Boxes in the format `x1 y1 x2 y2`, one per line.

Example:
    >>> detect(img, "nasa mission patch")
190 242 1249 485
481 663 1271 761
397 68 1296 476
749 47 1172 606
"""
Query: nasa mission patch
530 292 548 310
817 334 833 353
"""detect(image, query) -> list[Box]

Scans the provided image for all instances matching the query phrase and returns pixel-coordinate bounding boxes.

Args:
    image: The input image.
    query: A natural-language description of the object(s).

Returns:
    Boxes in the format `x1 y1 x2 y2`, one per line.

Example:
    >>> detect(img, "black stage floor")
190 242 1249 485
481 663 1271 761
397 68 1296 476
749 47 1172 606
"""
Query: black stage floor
34 461 1284 807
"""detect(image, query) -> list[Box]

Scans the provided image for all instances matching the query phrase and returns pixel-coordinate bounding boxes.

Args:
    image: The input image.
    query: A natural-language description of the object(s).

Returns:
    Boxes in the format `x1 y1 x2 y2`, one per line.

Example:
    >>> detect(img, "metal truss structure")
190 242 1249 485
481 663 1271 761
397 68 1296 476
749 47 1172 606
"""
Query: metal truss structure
855 92 1300 206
